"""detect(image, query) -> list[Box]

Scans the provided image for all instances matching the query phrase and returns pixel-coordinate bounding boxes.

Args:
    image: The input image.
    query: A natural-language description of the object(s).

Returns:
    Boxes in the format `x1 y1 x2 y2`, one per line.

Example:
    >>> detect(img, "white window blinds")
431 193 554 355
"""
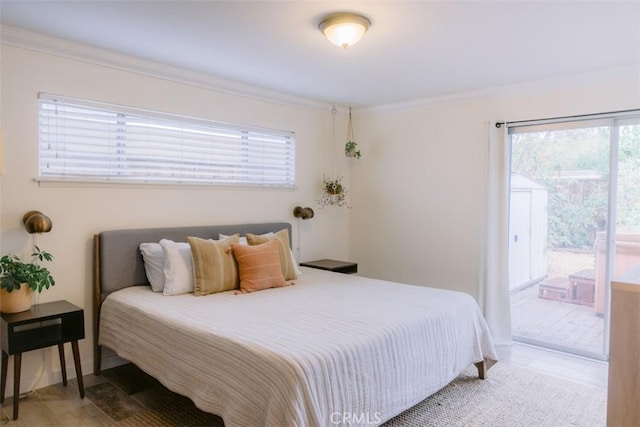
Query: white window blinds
38 94 296 187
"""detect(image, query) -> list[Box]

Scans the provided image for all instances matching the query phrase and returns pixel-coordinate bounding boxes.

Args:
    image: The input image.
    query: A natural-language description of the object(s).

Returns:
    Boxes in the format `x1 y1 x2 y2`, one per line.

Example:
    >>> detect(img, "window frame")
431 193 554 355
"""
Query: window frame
37 93 296 188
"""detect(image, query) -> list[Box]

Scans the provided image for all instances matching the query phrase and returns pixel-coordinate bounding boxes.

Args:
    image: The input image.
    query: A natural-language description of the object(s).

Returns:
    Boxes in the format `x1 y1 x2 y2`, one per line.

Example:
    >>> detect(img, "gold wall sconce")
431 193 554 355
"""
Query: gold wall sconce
23 211 53 234
293 206 315 220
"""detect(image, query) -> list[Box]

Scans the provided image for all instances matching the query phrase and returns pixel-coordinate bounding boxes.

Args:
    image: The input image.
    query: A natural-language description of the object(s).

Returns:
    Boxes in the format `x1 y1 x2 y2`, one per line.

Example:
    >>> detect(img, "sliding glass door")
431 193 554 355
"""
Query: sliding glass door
508 113 640 359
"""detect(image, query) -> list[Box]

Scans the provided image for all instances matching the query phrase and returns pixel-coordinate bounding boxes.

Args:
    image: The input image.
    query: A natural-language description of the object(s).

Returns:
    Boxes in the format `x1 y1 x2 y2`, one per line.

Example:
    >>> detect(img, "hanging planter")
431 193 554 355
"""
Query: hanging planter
317 175 348 208
345 141 361 159
318 107 350 208
344 107 362 159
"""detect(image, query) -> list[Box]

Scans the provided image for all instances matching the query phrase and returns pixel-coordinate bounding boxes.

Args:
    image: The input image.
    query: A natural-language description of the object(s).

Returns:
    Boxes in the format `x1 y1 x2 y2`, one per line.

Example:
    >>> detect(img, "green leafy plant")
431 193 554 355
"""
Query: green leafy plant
345 141 361 159
0 246 55 293
318 175 348 207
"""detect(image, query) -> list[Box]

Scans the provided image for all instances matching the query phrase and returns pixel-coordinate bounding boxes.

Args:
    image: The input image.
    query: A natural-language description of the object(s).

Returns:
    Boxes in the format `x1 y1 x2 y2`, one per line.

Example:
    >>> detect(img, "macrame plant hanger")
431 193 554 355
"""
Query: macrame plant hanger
317 105 348 208
332 105 337 176
347 107 354 144
344 106 361 159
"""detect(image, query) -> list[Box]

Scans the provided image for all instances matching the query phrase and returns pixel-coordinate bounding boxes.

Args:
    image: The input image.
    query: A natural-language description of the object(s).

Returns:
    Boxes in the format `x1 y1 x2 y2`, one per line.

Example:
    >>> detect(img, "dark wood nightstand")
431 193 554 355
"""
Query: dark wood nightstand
1 300 85 420
300 259 358 274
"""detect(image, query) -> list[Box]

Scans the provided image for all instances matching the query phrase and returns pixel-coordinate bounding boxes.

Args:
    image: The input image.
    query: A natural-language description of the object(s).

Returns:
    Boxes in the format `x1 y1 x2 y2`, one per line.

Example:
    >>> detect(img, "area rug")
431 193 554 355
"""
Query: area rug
111 363 606 427
383 363 606 427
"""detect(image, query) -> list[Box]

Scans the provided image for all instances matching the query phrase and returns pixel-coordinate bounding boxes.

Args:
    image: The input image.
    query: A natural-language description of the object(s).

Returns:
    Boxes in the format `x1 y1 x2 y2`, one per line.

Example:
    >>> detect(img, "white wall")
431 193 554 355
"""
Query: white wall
3 31 639 396
350 66 640 299
0 44 350 394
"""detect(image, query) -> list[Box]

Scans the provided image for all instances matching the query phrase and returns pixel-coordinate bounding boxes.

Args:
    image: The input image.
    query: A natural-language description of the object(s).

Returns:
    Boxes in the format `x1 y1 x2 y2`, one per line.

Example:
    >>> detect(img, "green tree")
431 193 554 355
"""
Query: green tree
511 126 611 249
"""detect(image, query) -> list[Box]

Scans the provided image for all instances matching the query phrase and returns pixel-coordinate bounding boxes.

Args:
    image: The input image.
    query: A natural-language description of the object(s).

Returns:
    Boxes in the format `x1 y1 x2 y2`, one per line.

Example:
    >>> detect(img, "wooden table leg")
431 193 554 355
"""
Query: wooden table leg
1 351 7 403
71 341 84 398
13 352 21 420
58 344 68 386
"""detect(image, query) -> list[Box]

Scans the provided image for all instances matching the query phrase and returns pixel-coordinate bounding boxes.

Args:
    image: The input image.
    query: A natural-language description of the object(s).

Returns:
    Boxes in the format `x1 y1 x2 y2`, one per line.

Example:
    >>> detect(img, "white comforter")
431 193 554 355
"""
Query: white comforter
99 267 497 427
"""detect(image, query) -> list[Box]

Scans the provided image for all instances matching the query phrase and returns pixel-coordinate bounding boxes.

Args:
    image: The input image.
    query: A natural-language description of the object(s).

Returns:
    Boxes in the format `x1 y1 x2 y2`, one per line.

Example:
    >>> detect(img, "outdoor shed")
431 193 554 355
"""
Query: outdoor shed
509 173 549 289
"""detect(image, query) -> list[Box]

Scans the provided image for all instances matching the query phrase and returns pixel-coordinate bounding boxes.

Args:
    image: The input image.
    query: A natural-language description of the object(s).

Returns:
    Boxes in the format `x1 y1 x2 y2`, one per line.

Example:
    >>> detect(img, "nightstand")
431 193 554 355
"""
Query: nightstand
300 259 358 274
1 300 85 420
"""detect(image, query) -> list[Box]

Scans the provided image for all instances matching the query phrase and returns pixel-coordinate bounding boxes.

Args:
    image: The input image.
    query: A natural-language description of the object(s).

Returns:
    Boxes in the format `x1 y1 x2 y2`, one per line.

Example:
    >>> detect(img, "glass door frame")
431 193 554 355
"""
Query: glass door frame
507 111 640 360
602 119 618 356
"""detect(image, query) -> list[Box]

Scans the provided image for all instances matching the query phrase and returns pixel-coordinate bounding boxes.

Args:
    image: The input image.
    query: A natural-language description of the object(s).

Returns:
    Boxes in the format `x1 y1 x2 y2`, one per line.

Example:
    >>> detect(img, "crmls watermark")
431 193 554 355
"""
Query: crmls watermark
330 412 382 425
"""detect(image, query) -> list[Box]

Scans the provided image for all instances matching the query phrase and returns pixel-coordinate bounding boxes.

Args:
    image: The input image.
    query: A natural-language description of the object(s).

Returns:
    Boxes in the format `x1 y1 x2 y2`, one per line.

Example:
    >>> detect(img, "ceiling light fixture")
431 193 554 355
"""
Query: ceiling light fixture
318 12 371 49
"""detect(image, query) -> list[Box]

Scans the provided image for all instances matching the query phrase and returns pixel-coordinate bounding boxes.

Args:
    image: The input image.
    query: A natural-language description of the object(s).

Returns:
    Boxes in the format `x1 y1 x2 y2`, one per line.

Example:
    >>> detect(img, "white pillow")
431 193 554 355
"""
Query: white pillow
140 241 191 292
160 239 194 295
139 243 165 292
219 232 274 245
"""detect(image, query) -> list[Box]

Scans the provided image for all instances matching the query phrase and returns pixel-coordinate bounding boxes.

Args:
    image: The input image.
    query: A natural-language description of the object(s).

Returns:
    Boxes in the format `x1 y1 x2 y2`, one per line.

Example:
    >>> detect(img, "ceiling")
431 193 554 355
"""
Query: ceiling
1 1 639 108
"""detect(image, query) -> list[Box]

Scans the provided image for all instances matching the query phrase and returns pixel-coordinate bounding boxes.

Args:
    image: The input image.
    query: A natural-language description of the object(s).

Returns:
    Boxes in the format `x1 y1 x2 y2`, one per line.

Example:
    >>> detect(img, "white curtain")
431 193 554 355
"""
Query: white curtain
479 121 512 345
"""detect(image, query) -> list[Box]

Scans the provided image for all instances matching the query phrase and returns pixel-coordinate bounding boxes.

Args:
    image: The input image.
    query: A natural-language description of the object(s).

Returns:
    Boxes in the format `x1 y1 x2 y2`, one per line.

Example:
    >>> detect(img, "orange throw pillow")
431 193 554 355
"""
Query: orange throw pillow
246 228 297 280
232 239 292 294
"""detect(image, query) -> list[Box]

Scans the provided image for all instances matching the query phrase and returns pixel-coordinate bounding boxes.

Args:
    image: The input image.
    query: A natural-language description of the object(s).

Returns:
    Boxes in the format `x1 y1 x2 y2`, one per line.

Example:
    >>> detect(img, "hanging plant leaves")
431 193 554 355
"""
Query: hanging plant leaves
317 175 348 207
345 141 361 159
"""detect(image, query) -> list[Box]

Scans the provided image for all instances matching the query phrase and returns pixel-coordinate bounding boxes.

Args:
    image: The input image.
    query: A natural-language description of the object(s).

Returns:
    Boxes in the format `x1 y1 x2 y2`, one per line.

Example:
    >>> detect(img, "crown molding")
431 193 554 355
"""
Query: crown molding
6 25 633 117
0 25 332 113
356 64 640 115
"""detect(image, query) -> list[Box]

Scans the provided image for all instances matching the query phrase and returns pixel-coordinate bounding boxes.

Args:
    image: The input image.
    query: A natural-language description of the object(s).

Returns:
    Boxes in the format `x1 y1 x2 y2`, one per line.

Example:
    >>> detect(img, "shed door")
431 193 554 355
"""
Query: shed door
509 191 532 288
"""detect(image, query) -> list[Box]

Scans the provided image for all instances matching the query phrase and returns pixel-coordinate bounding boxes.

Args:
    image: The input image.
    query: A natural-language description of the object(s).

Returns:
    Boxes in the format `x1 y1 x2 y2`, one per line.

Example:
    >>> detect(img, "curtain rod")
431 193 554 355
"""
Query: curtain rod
495 107 640 128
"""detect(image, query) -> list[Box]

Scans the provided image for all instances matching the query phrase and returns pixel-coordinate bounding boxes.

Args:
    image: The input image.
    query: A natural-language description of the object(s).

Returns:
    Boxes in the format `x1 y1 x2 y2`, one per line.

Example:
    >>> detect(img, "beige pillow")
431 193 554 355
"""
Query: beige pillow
233 239 291 294
188 234 240 295
246 228 297 280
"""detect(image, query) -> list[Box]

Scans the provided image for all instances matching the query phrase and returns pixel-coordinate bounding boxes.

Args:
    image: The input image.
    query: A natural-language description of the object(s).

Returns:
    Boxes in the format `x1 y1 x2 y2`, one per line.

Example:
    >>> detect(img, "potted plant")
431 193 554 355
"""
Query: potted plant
318 175 348 207
0 246 55 313
344 107 362 159
345 141 361 159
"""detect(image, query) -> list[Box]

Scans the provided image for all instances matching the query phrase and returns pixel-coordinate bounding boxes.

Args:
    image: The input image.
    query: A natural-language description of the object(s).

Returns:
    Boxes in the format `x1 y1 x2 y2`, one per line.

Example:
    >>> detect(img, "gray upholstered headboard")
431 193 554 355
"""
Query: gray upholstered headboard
95 222 291 296
92 222 291 374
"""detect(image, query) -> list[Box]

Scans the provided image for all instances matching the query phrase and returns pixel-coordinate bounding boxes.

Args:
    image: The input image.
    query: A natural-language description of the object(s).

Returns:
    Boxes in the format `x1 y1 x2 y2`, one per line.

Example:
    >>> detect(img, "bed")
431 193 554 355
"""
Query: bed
94 222 497 427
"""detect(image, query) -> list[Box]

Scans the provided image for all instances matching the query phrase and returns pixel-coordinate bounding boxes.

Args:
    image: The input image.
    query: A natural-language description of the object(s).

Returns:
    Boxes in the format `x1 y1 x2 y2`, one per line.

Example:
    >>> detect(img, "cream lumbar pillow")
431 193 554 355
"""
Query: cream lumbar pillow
188 234 240 296
246 228 297 281
232 239 292 294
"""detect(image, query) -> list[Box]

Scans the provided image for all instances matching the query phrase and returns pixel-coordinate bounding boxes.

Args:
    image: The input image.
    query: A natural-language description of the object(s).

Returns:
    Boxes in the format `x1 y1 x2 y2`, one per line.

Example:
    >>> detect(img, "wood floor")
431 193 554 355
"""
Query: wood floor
0 343 608 426
496 342 608 389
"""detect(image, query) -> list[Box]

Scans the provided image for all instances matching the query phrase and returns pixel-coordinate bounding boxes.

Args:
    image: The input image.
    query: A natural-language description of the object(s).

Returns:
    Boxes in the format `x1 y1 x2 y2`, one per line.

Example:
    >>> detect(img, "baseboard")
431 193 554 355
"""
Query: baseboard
3 358 93 399
2 351 129 398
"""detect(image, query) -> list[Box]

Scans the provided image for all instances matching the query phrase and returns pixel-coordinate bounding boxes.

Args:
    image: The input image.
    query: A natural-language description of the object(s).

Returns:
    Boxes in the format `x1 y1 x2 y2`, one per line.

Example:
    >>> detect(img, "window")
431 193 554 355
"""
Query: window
38 94 295 187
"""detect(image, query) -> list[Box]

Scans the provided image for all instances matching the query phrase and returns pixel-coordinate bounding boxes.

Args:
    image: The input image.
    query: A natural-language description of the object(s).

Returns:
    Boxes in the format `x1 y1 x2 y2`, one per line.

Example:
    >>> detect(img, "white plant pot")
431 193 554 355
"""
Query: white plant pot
1 284 34 313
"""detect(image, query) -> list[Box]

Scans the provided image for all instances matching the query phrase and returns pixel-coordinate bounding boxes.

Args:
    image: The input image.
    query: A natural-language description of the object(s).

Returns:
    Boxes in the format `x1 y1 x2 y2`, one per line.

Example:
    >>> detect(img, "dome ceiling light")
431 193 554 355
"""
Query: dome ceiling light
318 12 371 49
